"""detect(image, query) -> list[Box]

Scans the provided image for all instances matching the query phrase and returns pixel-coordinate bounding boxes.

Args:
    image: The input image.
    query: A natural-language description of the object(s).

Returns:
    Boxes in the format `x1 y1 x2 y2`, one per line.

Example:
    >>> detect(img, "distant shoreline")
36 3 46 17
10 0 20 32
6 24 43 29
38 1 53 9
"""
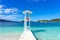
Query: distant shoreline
37 18 60 23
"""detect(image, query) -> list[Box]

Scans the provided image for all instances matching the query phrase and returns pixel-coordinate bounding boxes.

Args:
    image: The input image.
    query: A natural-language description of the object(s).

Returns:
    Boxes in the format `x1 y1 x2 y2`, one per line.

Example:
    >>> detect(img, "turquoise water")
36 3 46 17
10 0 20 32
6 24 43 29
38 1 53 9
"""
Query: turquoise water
0 26 60 40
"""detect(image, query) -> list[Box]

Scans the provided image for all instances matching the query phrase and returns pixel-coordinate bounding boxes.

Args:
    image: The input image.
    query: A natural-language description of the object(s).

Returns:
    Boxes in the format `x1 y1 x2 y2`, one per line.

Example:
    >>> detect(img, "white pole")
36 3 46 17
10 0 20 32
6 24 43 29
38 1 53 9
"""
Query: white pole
29 15 30 30
24 14 27 31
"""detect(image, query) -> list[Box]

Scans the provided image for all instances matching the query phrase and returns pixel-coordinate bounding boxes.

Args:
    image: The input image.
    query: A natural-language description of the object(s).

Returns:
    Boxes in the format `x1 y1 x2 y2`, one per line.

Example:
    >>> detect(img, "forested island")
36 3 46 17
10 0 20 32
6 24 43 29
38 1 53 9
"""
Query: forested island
38 18 60 23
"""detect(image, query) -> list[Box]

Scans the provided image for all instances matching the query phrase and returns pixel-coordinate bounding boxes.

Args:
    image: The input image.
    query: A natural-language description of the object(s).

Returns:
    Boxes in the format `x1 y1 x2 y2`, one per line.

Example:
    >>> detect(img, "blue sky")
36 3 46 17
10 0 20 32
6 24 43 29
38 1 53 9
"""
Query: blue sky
0 0 60 21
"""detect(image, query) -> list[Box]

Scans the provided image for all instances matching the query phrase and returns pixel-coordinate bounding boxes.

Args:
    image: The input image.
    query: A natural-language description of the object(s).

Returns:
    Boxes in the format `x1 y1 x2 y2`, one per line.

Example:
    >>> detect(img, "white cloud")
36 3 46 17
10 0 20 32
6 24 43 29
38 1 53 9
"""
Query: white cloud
0 14 23 21
4 9 12 13
10 8 19 14
0 5 5 14
4 8 18 13
0 5 23 21
0 5 3 9
0 5 19 14
0 5 6 9
0 10 3 13
0 15 15 19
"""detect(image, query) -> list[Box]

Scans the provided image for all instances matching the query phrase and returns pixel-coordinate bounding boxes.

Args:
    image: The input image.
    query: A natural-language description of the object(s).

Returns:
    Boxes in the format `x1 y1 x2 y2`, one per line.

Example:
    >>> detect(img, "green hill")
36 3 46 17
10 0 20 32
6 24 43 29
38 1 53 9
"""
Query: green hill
50 19 60 22
38 18 60 22
38 20 49 23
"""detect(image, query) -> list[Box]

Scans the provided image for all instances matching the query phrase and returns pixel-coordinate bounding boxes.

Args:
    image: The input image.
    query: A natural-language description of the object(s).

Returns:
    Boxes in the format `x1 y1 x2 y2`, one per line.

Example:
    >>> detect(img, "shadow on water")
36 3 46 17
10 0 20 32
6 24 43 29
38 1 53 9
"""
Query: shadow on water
31 30 46 40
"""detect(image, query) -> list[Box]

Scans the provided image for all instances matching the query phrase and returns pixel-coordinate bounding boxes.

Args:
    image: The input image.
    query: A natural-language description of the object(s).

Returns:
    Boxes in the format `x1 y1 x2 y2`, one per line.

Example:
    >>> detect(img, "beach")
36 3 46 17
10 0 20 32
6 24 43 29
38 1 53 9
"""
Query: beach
0 33 21 40
0 27 23 40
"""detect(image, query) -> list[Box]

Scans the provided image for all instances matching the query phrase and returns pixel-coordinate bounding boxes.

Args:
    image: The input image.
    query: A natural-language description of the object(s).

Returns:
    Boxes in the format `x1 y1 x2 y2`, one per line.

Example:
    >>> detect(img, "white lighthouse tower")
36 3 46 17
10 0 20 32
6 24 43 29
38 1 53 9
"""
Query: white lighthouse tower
19 10 36 40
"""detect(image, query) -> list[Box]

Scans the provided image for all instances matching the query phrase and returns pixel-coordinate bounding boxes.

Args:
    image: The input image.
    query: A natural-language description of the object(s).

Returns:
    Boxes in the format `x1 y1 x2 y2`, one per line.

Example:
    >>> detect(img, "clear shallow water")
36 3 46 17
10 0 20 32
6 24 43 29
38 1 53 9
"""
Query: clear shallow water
0 26 60 40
